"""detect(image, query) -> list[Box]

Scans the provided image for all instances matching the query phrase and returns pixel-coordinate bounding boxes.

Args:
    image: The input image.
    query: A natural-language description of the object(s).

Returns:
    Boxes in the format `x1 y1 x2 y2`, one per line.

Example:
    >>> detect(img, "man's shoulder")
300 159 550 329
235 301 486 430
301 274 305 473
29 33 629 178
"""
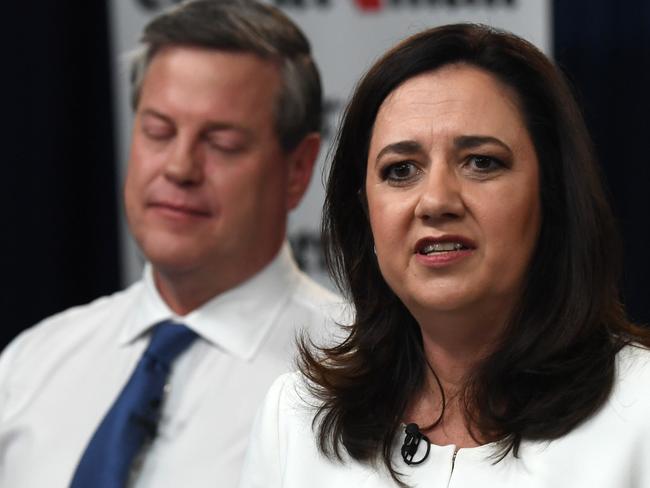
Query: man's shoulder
290 272 346 310
29 280 142 336
1 281 144 365
286 272 351 326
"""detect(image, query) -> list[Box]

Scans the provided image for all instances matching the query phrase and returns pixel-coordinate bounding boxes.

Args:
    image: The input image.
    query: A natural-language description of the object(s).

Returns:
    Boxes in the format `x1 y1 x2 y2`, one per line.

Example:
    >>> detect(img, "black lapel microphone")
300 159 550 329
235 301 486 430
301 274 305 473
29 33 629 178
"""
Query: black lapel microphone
401 423 431 465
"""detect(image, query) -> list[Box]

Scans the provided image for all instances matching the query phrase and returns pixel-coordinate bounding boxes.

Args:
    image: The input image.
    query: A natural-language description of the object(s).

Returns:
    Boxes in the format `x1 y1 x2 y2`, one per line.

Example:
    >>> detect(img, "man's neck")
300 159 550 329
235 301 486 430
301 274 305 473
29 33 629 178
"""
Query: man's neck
151 249 282 316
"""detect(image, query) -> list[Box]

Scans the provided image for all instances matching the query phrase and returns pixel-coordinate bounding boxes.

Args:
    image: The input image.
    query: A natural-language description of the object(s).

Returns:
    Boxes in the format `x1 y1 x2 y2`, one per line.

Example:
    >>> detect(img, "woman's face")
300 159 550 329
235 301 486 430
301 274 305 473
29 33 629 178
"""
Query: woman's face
366 64 541 329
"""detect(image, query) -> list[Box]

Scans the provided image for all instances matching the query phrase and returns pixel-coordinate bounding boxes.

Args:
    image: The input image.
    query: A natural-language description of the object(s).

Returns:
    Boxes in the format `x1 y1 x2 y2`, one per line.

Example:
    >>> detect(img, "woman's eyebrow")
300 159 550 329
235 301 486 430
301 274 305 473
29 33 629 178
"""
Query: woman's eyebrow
374 135 513 163
454 135 511 153
375 140 424 162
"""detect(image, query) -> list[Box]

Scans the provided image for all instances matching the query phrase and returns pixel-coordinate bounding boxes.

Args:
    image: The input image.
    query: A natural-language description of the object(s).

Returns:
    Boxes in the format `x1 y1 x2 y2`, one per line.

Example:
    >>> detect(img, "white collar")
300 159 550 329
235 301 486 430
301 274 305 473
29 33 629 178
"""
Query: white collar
119 242 302 361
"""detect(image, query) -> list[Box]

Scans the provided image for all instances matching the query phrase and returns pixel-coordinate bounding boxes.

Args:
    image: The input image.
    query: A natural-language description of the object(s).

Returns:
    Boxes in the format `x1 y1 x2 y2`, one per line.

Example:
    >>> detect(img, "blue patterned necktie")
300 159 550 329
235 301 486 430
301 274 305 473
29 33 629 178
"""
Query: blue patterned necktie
70 320 198 488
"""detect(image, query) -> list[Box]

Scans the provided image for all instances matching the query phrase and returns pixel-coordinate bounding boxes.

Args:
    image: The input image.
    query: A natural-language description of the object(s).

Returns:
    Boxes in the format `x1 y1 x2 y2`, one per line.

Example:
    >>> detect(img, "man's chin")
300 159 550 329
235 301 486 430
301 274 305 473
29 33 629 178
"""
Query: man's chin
141 242 211 276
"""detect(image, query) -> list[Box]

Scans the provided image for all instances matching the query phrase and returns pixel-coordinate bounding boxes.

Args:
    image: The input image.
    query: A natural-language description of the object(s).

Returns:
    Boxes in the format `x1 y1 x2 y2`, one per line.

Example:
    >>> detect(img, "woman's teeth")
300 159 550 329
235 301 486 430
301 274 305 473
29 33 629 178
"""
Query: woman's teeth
421 242 465 255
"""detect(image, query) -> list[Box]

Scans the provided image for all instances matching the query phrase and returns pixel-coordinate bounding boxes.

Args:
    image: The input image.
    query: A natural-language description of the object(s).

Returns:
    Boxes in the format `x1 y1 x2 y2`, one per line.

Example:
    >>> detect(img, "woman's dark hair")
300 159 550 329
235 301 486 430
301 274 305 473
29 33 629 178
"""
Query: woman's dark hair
299 23 650 485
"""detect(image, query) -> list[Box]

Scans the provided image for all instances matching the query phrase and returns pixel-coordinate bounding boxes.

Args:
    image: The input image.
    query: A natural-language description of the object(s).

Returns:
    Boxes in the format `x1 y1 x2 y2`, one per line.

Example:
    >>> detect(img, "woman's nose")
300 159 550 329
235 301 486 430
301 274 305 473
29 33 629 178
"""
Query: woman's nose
413 164 465 222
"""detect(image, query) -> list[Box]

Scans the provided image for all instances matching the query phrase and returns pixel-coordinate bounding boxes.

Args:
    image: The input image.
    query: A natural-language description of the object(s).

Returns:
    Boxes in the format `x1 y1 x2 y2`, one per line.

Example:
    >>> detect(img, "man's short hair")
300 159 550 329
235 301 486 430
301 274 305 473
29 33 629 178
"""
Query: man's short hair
130 0 322 152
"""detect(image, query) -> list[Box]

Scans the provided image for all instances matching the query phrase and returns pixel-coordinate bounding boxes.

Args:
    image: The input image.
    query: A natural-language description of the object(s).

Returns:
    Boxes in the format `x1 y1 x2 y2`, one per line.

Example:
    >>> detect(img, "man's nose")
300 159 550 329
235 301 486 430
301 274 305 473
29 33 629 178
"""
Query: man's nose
164 138 203 186
413 163 465 222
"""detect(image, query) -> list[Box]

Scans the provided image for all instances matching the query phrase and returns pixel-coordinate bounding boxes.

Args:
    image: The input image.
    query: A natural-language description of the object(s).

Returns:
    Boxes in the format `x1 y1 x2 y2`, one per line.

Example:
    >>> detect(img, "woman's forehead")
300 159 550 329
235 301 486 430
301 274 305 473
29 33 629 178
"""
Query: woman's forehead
369 65 529 154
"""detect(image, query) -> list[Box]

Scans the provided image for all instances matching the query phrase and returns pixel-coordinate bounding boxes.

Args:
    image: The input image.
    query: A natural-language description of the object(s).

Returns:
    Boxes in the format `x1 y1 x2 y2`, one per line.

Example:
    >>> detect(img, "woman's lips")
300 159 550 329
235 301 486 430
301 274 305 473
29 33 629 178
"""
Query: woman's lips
413 235 476 268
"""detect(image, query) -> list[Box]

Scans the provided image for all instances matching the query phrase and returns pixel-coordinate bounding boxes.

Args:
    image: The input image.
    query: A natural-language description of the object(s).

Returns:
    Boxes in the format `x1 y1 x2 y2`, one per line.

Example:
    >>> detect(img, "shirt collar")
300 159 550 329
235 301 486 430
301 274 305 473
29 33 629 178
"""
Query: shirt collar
119 242 301 361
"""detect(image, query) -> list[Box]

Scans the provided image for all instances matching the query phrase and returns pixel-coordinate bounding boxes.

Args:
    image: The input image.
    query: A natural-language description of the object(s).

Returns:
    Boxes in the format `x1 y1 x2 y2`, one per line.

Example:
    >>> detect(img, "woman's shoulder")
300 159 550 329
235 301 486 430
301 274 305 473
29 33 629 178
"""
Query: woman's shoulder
262 371 321 416
248 371 328 457
241 372 380 488
615 344 650 387
612 344 650 419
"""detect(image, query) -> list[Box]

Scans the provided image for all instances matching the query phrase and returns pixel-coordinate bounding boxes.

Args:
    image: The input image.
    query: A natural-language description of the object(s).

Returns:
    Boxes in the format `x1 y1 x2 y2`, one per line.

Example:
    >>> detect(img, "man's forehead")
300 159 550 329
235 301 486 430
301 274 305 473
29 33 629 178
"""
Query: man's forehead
140 47 280 104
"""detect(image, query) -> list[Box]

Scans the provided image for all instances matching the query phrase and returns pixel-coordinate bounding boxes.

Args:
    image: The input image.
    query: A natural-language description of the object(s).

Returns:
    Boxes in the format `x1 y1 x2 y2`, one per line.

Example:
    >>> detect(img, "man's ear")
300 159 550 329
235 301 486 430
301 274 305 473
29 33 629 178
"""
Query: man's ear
285 132 321 210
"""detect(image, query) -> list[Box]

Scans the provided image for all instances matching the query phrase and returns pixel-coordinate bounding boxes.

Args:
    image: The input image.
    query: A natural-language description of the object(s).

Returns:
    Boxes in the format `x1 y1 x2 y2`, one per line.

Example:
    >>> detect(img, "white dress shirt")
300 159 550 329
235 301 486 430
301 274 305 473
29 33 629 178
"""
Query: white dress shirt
240 345 650 488
0 243 345 488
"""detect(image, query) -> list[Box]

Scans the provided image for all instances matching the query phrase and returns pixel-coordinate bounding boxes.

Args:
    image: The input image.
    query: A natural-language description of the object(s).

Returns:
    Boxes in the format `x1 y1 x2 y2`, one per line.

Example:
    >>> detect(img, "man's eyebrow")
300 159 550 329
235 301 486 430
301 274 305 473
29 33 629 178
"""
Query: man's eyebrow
203 122 250 135
140 109 252 136
375 140 425 162
140 108 172 123
454 135 511 153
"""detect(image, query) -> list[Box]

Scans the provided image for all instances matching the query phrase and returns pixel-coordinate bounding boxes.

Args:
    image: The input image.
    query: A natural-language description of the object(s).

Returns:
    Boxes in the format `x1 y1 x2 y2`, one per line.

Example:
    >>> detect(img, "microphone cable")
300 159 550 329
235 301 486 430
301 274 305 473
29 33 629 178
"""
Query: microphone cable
400 357 446 465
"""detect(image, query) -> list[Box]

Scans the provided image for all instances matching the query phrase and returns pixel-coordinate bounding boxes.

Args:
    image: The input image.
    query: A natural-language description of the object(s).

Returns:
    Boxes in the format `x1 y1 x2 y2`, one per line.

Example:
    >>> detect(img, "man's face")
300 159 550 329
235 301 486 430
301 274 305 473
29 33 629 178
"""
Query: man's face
124 46 309 296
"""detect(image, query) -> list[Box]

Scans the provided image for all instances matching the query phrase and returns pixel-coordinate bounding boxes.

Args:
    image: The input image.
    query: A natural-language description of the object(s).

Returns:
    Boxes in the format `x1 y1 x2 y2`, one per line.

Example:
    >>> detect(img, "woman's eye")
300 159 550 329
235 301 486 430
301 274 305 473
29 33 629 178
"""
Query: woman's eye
382 162 419 183
467 155 505 172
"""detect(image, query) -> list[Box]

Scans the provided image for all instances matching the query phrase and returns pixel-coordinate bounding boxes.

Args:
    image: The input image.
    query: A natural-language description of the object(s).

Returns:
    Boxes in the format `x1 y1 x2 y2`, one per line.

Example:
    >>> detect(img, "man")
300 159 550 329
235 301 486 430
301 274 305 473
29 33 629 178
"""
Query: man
0 1 343 486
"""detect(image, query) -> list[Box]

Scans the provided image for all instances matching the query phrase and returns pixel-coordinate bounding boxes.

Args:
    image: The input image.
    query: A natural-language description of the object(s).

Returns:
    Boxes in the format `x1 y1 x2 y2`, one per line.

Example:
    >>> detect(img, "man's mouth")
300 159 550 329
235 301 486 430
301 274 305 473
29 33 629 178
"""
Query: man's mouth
149 201 211 217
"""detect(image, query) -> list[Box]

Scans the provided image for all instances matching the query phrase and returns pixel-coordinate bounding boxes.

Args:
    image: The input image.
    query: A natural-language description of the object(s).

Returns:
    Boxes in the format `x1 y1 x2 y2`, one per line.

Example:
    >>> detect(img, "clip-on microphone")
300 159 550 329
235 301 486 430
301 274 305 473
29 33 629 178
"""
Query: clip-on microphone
401 423 431 465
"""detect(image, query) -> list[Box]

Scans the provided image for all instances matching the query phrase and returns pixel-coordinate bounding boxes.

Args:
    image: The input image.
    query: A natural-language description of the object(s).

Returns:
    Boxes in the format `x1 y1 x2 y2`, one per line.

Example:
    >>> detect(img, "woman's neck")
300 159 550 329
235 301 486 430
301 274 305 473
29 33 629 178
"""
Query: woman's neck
403 353 480 449
403 313 505 448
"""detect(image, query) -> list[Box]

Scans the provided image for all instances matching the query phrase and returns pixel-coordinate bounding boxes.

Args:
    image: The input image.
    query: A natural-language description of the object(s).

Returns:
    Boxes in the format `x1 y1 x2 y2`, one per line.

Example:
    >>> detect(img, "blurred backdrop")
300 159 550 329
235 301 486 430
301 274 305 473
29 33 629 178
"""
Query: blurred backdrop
3 0 649 350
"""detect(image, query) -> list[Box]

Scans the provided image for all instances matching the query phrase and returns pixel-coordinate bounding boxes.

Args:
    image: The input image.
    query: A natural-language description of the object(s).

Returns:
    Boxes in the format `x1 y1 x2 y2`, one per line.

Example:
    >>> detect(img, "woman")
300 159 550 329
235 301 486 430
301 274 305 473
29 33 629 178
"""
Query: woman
239 24 650 487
